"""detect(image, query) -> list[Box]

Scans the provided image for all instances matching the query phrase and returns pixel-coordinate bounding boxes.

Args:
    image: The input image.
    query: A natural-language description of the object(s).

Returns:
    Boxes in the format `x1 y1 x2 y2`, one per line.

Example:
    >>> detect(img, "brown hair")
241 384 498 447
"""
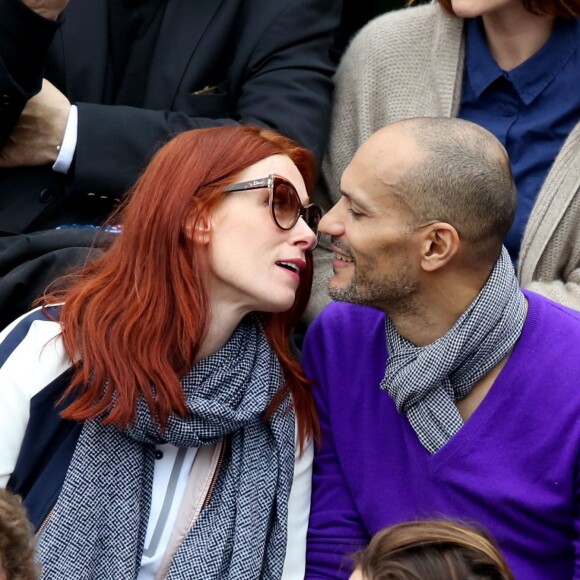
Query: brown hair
352 520 514 580
47 125 319 451
410 0 580 19
0 490 39 580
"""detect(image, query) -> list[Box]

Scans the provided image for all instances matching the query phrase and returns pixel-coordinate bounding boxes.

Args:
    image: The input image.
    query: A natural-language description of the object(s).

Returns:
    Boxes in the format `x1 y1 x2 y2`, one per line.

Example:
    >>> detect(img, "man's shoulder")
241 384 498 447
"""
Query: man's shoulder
517 291 580 394
525 290 580 339
515 292 580 424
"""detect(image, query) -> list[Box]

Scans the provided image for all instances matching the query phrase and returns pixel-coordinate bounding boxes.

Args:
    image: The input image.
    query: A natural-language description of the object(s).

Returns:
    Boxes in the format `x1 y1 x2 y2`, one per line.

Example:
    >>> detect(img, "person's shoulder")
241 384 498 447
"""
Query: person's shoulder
345 3 442 58
0 304 62 338
0 306 61 367
521 291 580 381
520 291 580 419
363 2 440 34
337 3 458 89
525 290 580 336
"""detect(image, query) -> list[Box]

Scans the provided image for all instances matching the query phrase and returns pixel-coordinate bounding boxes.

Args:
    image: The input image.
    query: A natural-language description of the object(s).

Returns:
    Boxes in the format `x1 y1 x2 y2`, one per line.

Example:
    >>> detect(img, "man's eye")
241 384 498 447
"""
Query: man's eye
348 208 363 218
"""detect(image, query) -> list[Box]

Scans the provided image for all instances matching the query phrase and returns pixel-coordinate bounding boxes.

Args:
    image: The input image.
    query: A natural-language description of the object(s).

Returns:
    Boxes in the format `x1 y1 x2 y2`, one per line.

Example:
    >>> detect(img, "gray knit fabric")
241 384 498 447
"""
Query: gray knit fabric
381 247 526 454
37 315 294 579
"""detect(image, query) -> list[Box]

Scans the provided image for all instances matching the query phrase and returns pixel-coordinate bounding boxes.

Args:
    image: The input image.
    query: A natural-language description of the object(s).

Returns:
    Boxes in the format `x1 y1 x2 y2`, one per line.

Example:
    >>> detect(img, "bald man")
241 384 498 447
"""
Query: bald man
304 118 580 579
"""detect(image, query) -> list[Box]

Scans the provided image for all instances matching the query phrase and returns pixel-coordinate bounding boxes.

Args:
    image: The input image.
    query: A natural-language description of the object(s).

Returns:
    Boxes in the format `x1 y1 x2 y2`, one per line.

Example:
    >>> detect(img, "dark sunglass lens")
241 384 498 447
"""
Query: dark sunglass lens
272 182 300 229
305 205 322 235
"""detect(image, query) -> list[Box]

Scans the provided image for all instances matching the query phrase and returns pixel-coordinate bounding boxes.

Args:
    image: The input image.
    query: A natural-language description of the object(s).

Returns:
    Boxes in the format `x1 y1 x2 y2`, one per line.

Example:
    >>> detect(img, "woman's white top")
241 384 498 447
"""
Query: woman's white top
0 309 313 579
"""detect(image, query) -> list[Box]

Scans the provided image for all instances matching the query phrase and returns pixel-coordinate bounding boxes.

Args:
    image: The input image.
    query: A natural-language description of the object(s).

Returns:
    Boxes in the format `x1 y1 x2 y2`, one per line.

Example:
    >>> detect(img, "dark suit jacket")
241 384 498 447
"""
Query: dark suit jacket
0 0 339 233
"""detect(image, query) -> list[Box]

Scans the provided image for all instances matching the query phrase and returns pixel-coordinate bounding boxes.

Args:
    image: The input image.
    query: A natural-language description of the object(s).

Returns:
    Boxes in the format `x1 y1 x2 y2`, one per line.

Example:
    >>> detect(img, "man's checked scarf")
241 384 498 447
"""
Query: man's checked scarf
381 247 526 454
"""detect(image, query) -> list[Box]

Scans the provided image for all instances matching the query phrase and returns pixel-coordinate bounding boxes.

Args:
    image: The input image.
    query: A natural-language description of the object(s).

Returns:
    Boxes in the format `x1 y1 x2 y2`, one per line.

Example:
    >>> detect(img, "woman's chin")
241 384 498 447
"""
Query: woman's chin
256 294 297 315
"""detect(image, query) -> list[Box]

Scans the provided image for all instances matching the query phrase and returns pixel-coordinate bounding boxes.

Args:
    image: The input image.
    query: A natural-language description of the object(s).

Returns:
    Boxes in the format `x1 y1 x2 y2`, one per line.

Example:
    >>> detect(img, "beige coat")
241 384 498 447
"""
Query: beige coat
310 3 580 317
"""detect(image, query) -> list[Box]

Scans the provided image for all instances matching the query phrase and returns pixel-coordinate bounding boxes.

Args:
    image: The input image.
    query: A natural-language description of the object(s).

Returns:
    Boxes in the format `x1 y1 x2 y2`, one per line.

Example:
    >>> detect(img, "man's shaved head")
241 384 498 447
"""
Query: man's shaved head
362 118 517 264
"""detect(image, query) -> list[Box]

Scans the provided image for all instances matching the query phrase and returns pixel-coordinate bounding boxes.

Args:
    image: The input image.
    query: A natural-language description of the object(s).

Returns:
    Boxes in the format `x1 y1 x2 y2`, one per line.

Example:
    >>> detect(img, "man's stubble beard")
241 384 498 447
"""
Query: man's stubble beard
329 254 420 315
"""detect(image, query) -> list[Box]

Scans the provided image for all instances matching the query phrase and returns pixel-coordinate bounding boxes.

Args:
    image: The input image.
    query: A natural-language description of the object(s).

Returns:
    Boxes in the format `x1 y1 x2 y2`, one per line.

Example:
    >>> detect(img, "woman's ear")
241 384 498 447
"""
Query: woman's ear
419 222 460 272
186 215 212 245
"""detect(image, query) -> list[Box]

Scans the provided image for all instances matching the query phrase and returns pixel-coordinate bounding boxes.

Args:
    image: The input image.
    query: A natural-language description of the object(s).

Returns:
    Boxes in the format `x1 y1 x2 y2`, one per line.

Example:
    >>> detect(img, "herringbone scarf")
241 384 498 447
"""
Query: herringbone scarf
381 247 526 454
37 315 295 579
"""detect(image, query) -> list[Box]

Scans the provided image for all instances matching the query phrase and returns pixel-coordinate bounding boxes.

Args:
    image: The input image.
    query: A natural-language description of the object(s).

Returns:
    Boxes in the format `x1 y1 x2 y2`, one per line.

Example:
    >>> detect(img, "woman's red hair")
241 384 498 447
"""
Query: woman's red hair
50 125 319 451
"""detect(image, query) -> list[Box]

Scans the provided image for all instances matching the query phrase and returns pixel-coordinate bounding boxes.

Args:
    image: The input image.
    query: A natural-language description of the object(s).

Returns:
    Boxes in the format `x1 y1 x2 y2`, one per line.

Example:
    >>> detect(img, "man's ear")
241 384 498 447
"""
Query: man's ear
186 215 212 245
418 222 460 272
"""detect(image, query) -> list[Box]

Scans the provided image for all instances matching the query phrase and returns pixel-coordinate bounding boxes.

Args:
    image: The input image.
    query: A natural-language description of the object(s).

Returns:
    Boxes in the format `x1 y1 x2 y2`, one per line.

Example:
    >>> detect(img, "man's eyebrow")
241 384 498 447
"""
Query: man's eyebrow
341 189 361 205
341 189 372 211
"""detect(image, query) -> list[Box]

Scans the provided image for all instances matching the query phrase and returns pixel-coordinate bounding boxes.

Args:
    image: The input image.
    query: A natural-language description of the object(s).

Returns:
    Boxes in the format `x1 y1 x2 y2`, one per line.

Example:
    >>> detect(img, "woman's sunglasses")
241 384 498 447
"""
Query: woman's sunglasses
224 174 322 248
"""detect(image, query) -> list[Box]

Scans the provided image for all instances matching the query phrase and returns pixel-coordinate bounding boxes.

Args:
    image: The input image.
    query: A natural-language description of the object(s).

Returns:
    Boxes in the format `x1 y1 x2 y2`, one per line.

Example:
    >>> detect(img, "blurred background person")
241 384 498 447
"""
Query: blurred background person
350 520 513 580
0 489 38 580
332 0 405 62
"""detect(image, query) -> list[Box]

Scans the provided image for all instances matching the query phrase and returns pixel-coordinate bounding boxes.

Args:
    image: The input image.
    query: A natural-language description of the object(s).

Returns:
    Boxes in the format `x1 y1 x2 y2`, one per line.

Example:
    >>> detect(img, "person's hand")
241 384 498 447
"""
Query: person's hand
20 0 69 20
0 79 71 168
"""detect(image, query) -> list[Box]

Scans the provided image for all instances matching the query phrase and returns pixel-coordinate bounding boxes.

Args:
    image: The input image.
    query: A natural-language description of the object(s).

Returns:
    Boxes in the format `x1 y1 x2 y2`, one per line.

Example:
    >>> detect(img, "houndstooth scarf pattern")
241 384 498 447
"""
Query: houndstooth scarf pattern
37 315 295 579
381 247 526 454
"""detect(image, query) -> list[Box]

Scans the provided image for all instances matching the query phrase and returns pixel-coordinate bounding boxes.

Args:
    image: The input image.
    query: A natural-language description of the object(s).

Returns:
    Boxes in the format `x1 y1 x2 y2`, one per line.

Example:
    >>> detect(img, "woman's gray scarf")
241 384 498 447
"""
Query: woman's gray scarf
381 247 526 454
37 315 295 579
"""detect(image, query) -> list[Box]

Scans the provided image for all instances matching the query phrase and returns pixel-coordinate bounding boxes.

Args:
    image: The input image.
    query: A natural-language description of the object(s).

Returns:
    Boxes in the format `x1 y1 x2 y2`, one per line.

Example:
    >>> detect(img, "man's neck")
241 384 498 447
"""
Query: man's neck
481 8 556 71
387 271 490 347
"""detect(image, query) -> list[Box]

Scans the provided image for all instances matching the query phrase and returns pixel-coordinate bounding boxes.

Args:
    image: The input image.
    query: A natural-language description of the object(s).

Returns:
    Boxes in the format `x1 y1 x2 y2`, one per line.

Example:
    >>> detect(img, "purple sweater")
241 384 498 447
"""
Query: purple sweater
303 291 580 579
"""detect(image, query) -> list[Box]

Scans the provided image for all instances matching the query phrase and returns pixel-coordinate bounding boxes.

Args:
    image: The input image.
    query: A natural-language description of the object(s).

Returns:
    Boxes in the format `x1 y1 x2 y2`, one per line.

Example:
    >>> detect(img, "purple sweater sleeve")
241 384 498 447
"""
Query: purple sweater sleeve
574 482 580 578
303 310 369 579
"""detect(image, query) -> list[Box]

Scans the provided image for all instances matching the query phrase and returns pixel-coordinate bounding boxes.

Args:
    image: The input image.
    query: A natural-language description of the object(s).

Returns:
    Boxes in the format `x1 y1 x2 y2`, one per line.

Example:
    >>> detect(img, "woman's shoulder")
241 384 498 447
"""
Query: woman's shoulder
0 305 62 341
336 3 462 99
0 306 70 490
0 305 70 398
343 4 445 62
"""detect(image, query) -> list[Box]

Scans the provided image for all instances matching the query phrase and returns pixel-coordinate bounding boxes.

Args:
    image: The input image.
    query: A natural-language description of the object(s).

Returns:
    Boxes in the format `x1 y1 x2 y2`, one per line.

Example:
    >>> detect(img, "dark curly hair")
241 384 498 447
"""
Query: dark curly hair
0 490 39 580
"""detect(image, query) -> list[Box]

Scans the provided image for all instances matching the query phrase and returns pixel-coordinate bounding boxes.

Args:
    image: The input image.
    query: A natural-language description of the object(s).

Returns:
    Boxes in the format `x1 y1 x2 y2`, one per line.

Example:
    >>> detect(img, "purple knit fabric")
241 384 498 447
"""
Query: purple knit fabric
304 290 580 579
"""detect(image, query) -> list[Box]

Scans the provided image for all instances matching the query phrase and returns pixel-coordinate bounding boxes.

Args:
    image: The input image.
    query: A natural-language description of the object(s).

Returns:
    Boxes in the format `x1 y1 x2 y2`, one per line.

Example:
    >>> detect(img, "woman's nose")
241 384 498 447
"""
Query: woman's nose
293 217 318 251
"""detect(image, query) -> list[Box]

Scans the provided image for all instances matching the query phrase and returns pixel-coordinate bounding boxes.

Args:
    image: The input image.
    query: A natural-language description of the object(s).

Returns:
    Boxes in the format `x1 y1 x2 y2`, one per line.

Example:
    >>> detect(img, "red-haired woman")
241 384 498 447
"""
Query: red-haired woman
0 125 322 579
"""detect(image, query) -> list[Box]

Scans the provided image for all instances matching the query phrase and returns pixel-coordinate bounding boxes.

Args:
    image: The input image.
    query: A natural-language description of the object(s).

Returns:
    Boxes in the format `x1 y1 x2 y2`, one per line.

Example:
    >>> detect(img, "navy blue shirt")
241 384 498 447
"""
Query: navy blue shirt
459 17 580 263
